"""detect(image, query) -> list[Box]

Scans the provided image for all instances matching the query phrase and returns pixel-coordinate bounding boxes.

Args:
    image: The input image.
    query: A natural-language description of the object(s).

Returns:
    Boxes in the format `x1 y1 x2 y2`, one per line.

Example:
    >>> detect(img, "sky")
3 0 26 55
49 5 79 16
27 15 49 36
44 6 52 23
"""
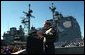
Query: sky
1 1 84 39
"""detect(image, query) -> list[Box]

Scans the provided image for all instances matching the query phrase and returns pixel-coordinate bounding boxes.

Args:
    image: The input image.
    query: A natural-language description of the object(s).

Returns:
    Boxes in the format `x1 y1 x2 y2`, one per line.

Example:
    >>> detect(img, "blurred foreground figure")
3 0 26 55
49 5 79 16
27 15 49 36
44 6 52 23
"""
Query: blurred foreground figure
26 30 44 54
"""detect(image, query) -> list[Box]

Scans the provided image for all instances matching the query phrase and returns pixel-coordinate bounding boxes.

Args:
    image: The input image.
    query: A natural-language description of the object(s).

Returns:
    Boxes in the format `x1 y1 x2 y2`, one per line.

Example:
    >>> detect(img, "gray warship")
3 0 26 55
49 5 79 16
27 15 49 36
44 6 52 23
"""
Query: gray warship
1 3 84 54
29 3 84 54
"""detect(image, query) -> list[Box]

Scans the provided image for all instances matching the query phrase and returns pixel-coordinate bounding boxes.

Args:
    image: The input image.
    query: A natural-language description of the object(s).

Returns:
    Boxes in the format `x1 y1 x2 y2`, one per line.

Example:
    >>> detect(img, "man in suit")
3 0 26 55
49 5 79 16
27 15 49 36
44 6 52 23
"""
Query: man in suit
43 21 57 54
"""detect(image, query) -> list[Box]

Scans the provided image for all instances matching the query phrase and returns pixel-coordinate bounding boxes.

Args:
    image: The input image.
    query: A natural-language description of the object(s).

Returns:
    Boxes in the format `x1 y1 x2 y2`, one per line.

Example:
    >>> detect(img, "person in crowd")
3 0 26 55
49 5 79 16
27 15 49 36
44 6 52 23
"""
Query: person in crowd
3 45 12 54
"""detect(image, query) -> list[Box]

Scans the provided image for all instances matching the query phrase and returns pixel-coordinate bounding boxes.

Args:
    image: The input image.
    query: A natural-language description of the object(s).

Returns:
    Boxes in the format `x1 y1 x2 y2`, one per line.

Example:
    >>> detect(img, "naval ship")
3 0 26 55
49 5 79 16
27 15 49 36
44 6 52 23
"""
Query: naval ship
1 3 84 54
13 3 84 54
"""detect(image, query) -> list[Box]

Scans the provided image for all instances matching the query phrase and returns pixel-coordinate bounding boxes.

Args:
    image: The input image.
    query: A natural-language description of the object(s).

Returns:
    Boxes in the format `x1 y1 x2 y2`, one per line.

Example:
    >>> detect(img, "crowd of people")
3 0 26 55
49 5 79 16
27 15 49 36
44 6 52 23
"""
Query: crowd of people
1 45 23 54
54 38 84 48
65 38 84 47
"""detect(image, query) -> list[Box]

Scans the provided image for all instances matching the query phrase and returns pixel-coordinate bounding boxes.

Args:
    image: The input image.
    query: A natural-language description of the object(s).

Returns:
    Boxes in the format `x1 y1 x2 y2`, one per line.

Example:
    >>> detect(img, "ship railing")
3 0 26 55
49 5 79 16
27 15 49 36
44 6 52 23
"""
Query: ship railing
11 49 26 54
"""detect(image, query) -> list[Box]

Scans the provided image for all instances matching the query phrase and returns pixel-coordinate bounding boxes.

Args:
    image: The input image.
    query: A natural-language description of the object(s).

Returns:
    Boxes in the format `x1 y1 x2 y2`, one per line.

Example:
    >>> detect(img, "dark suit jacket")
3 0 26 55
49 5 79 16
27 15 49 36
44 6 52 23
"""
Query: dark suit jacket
26 34 43 54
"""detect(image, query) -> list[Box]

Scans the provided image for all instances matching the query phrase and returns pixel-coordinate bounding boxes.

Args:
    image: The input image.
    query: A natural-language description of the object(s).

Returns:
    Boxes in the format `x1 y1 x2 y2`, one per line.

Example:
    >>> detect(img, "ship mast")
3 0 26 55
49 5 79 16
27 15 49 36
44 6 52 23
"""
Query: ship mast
49 3 59 40
49 3 56 27
21 4 35 36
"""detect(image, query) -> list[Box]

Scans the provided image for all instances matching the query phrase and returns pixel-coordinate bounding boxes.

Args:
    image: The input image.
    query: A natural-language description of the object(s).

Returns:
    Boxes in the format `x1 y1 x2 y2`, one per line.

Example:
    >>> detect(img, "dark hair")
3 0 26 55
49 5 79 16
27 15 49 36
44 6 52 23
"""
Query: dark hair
45 21 51 26
29 30 37 36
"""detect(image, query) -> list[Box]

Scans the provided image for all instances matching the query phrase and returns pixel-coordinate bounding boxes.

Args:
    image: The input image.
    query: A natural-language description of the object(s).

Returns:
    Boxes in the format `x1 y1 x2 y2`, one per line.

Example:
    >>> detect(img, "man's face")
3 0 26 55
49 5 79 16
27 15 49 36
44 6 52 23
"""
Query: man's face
44 23 50 29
